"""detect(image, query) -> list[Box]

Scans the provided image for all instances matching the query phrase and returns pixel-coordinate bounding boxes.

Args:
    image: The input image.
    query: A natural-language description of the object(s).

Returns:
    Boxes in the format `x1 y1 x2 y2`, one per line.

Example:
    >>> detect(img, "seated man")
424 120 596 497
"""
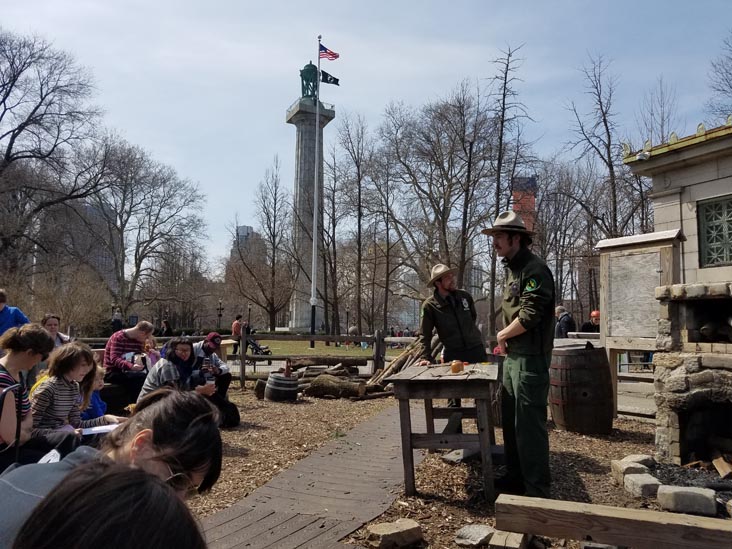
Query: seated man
191 332 239 427
103 320 155 406
192 332 232 399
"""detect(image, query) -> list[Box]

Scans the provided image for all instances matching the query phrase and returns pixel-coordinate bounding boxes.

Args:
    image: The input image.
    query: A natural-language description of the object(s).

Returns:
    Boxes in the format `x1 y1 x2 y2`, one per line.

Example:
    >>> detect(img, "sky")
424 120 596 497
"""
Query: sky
2 1 730 263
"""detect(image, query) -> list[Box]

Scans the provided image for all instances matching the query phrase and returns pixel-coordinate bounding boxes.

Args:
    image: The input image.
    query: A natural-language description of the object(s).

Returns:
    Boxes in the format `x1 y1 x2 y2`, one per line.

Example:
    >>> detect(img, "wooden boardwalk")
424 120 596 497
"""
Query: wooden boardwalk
202 404 427 548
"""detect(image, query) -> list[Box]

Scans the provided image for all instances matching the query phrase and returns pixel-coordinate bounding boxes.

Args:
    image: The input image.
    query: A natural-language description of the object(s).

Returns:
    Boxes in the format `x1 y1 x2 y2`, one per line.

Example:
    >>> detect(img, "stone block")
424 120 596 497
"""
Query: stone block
658 319 672 335
664 374 688 392
712 343 730 354
611 460 649 485
653 353 684 371
727 499 732 518
658 303 670 320
670 284 687 299
455 524 496 547
669 441 680 457
688 370 715 388
685 284 707 298
656 334 675 352
624 473 661 498
622 454 656 468
367 518 424 548
657 485 717 516
700 354 732 370
655 285 671 300
707 282 731 297
683 355 702 373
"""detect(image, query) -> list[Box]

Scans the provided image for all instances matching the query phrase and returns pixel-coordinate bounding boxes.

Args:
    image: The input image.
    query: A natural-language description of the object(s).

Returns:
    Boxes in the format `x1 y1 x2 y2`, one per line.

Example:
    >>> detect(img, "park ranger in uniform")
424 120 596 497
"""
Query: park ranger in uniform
418 264 487 416
483 210 555 498
418 264 487 367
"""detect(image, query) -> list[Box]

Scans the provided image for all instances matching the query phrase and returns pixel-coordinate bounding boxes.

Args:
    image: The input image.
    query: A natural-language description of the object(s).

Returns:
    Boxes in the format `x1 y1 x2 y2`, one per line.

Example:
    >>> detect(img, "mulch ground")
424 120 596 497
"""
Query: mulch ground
190 390 665 548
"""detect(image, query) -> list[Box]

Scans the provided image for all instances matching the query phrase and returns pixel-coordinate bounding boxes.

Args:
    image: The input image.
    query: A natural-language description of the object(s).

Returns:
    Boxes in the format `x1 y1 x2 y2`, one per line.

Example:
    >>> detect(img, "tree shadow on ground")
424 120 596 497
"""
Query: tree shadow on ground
549 449 603 502
235 421 269 431
222 442 250 458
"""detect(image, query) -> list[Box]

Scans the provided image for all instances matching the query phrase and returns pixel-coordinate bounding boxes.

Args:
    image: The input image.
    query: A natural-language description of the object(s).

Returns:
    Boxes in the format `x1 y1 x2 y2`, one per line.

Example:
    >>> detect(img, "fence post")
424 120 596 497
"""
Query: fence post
373 330 385 371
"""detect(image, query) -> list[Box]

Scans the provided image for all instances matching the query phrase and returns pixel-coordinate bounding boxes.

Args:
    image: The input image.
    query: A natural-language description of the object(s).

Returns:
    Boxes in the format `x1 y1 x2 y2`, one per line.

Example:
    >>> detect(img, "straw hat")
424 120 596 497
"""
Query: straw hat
481 210 534 236
427 264 457 286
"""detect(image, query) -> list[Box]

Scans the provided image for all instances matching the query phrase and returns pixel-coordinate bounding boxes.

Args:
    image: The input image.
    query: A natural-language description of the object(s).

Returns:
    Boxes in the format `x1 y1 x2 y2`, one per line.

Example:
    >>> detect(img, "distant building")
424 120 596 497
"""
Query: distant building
512 175 537 232
230 225 260 259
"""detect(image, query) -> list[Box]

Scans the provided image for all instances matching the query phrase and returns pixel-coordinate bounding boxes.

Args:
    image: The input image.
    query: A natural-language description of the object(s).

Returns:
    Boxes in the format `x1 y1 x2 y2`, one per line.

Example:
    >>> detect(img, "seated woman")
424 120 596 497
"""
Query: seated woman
0 388 222 546
138 337 239 428
12 461 207 549
31 343 121 451
0 324 72 471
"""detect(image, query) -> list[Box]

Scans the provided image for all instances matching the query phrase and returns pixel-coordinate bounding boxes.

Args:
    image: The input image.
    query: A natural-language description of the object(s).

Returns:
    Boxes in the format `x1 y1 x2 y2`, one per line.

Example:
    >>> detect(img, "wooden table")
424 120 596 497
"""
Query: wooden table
385 362 500 501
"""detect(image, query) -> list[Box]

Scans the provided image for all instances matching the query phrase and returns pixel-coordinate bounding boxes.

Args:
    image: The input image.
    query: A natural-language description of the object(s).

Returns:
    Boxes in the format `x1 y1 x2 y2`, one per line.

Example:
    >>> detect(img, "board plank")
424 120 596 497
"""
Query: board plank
496 494 732 549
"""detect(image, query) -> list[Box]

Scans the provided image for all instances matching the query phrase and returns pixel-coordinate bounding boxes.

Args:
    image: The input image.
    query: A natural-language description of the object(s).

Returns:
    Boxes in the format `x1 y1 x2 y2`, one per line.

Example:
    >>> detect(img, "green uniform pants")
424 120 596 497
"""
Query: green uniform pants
501 352 551 498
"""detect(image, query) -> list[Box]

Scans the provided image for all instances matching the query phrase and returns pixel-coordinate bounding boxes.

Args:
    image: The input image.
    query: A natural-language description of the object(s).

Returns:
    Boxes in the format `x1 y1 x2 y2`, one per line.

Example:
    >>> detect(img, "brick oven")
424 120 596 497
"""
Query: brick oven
653 282 732 464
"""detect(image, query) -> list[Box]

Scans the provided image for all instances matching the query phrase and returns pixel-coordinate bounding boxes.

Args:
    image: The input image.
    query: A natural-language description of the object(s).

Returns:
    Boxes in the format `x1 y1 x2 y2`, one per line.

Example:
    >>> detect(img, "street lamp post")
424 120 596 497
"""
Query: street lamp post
346 309 350 335
247 303 251 327
217 299 224 330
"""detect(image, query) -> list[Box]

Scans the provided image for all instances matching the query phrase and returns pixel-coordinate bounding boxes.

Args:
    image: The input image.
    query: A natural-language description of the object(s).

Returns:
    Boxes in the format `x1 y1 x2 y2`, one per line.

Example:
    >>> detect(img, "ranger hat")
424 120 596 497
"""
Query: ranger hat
481 210 535 236
427 264 457 286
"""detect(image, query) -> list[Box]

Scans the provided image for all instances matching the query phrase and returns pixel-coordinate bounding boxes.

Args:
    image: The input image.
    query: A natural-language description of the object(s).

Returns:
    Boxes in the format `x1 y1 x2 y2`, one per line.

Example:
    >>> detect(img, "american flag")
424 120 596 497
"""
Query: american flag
319 43 339 60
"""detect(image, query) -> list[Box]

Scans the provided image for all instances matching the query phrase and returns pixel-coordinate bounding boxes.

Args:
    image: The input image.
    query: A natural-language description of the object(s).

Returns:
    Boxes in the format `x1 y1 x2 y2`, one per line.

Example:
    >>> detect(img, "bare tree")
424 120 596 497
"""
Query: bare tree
72 139 205 316
322 145 350 333
707 29 732 120
139 243 211 331
569 54 643 238
338 113 372 334
636 75 680 146
227 157 297 331
0 28 99 176
486 45 530 334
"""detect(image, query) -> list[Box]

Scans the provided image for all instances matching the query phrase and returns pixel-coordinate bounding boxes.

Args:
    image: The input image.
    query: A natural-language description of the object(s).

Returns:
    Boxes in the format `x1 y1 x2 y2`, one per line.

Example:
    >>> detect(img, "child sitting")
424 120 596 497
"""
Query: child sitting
31 343 121 446
80 365 110 422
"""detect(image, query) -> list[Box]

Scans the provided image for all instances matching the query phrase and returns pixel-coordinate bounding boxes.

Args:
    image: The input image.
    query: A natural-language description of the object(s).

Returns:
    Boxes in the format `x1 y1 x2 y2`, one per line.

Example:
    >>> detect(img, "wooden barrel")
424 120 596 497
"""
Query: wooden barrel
549 346 613 435
264 373 299 402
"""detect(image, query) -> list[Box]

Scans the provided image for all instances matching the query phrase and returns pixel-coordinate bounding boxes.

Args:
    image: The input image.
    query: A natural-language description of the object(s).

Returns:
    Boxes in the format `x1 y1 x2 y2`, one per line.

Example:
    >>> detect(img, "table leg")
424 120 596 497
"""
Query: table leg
476 398 495 502
424 399 436 454
398 398 416 496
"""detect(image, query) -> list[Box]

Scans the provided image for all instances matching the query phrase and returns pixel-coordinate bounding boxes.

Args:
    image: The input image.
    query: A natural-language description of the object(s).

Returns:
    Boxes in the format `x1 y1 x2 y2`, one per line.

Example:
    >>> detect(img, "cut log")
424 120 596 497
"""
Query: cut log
712 449 732 479
254 379 266 400
291 356 367 368
348 391 394 401
303 374 366 399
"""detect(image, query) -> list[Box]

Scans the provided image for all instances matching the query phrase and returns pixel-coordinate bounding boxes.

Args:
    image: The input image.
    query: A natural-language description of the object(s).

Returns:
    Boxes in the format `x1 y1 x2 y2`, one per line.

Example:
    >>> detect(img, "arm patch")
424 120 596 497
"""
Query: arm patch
524 277 540 292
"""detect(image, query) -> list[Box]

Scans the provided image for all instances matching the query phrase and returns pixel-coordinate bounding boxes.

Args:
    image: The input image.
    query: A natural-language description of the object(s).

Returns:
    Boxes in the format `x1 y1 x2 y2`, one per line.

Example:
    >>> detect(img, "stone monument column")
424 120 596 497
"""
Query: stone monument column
287 62 335 331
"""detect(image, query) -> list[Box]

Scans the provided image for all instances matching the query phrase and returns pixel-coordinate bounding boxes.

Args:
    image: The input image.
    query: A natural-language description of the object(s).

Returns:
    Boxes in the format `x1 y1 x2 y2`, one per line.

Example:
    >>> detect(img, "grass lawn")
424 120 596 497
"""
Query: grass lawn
254 339 405 359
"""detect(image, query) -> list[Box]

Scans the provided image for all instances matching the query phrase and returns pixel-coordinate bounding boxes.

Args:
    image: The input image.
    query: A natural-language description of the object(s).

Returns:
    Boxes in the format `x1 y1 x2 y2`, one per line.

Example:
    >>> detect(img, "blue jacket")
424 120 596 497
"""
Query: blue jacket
0 306 30 336
80 391 107 421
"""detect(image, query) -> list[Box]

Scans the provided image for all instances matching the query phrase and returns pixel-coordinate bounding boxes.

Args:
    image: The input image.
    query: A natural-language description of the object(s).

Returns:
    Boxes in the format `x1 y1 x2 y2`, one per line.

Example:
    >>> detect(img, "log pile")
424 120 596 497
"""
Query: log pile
299 363 382 400
367 335 442 386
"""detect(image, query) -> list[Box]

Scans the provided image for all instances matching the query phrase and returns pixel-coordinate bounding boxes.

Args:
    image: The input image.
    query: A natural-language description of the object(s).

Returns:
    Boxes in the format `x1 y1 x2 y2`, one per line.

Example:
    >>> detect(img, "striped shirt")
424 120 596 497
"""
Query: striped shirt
103 330 144 372
0 367 29 446
31 376 107 435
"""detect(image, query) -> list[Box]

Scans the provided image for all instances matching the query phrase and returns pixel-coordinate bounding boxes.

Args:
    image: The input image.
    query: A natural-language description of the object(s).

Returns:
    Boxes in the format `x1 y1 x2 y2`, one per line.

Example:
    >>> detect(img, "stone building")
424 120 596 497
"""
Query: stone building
622 120 732 465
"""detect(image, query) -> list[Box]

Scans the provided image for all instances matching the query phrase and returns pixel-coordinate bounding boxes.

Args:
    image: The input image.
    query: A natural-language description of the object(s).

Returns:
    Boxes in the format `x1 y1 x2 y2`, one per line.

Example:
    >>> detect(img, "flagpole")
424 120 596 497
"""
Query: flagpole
309 35 322 348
